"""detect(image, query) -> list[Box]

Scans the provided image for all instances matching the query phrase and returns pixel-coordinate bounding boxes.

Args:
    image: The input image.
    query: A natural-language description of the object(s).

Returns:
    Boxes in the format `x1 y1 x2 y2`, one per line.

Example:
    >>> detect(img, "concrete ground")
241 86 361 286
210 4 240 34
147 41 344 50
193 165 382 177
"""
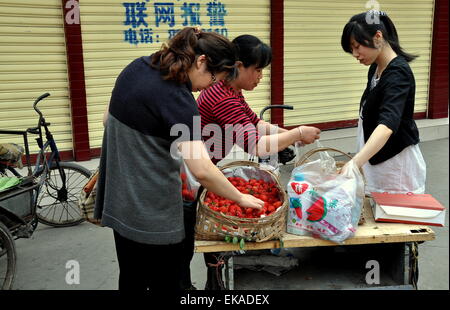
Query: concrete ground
8 138 449 290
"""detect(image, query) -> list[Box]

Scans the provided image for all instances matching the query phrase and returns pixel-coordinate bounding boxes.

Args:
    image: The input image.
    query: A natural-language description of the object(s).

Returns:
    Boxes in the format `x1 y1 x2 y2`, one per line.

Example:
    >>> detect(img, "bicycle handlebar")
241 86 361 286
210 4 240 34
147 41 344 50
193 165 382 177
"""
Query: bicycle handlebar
259 105 294 120
33 93 50 119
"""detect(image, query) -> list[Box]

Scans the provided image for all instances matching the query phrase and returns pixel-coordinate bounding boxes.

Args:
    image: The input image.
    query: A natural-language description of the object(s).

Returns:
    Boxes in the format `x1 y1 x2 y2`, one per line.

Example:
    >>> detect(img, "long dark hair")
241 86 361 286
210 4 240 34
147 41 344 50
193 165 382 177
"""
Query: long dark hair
232 35 272 69
151 27 238 83
341 10 417 62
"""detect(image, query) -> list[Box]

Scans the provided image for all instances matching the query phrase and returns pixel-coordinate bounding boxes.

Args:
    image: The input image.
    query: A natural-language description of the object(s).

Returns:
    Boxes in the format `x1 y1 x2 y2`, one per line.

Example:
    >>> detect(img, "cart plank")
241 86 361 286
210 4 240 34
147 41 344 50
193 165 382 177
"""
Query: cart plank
195 198 435 253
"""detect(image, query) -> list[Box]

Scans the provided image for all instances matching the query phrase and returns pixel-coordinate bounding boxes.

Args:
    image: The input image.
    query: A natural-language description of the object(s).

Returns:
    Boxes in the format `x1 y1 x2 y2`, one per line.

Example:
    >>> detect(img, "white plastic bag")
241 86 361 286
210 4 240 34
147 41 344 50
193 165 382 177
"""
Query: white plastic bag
287 148 365 244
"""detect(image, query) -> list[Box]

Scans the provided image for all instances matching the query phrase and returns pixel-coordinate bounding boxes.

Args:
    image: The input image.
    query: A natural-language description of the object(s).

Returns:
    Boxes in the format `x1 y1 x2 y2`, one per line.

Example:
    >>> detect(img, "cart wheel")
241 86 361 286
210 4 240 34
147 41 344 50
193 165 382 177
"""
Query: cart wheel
36 162 91 227
0 221 16 290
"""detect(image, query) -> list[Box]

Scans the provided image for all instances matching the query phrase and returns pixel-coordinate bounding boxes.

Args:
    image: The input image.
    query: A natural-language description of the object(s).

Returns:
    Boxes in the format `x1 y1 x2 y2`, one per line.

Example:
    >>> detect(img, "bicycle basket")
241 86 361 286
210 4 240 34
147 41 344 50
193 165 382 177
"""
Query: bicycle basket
0 176 37 220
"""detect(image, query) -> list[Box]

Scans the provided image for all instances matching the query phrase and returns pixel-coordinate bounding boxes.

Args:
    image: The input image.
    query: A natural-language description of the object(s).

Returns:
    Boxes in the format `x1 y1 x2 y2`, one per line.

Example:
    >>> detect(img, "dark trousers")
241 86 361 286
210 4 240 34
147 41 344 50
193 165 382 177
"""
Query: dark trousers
113 230 183 291
180 200 197 289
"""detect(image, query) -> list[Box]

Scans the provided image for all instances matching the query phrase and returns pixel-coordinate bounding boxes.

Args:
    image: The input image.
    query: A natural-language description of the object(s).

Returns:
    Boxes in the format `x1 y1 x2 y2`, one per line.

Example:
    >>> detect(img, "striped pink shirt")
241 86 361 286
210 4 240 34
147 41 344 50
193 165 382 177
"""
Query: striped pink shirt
197 81 261 164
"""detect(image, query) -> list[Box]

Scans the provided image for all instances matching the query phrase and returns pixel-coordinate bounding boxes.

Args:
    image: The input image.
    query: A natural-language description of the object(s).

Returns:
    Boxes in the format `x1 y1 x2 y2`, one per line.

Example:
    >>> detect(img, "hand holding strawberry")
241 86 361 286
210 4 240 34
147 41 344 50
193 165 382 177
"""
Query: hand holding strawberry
236 194 264 210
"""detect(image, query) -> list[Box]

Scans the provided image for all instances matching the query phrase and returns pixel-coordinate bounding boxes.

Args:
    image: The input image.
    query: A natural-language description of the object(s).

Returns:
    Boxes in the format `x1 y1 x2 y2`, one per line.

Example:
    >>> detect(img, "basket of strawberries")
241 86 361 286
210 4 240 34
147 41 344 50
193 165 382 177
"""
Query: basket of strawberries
194 161 288 244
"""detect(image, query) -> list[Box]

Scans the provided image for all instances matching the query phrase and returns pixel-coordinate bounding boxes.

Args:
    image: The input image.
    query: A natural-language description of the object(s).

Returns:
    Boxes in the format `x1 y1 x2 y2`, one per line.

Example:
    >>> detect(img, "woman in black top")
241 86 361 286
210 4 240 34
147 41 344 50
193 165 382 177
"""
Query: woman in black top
340 11 426 194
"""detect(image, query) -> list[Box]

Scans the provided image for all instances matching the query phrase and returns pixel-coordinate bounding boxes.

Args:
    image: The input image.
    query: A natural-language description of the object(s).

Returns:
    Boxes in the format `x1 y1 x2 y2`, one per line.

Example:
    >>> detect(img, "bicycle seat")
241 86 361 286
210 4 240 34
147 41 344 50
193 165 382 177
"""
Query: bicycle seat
26 127 39 134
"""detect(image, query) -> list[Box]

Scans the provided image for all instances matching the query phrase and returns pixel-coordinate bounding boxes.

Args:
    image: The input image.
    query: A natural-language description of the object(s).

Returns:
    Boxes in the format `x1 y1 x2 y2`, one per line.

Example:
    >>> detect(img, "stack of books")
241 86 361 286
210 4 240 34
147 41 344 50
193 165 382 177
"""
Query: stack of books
370 192 446 227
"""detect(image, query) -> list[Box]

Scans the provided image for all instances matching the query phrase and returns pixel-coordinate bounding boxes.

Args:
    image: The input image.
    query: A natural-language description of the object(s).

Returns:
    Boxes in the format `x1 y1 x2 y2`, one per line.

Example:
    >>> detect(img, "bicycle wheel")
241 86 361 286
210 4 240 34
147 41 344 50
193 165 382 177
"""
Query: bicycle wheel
36 162 91 227
0 221 16 290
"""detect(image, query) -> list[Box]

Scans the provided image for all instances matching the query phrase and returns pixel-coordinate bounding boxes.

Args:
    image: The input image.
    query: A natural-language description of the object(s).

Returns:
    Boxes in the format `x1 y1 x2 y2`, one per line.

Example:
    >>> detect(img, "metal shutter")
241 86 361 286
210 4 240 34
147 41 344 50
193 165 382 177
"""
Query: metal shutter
0 0 73 153
79 0 271 149
284 0 434 127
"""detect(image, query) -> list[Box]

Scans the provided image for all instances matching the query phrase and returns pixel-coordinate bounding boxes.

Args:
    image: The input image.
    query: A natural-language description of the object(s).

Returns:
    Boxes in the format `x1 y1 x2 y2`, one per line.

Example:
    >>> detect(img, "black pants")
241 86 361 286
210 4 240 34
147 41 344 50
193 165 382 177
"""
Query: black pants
180 200 197 289
113 230 183 291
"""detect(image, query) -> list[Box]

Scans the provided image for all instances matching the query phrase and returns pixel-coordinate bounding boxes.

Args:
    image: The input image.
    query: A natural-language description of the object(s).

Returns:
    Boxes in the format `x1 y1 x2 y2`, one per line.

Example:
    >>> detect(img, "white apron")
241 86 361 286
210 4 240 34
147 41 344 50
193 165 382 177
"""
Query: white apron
357 75 426 195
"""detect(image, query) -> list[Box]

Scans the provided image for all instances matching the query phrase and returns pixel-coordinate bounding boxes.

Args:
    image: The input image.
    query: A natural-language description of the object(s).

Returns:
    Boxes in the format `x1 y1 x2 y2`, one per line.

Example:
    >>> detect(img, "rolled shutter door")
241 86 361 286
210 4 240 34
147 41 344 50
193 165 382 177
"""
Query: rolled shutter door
79 0 271 149
0 0 73 153
284 0 434 127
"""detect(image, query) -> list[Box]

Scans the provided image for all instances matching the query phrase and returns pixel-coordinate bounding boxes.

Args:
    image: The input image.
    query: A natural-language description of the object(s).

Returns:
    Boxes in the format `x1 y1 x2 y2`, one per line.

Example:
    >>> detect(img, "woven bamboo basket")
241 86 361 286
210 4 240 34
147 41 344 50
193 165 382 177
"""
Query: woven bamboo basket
295 147 366 225
195 161 288 242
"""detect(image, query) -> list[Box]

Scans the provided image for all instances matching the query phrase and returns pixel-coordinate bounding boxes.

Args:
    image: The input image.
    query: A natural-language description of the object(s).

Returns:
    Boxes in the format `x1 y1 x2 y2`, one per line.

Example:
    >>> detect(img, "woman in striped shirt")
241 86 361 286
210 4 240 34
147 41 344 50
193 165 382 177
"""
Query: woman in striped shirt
197 35 321 164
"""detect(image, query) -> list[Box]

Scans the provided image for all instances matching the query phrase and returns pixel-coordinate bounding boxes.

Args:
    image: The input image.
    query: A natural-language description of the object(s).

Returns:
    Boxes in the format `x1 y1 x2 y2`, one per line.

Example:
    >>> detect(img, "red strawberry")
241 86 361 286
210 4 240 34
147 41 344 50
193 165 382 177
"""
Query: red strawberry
306 196 327 222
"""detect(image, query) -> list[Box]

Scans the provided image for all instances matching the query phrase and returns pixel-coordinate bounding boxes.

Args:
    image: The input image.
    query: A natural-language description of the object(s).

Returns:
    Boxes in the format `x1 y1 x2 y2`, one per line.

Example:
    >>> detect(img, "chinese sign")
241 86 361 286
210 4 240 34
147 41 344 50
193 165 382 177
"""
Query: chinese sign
122 0 228 45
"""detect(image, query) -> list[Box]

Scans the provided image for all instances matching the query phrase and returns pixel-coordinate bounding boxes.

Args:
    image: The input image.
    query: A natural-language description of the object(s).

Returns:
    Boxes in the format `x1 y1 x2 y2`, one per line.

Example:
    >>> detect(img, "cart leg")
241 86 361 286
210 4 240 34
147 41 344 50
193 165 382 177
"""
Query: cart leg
407 242 419 289
390 242 419 289
223 255 234 290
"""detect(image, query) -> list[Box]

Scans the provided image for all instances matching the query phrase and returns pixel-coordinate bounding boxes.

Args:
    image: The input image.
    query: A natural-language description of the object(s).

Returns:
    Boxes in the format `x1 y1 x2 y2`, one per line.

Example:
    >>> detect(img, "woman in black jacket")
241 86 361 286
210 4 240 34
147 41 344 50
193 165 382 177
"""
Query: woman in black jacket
340 11 426 194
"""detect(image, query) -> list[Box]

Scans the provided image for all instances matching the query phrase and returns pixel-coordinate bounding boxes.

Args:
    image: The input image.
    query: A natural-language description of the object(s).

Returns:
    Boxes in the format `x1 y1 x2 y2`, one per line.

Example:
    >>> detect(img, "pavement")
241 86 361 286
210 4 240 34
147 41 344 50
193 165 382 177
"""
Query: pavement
8 138 449 290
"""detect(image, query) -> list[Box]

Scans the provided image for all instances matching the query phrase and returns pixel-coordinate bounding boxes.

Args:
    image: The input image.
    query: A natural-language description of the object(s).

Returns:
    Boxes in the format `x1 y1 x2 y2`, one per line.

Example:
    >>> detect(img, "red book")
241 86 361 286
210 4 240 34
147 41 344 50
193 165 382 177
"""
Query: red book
370 192 446 227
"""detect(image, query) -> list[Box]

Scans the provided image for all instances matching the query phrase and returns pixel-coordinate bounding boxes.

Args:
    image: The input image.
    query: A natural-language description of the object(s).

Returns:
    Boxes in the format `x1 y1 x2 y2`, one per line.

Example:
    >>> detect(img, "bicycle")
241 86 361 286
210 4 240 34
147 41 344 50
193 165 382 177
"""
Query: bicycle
0 93 92 289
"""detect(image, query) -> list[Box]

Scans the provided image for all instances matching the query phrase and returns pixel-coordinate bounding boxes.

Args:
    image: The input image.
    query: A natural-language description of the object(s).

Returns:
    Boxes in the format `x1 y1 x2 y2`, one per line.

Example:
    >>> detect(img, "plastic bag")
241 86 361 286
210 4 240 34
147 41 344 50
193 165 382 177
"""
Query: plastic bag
180 161 201 202
0 143 24 168
287 148 365 244
258 154 280 177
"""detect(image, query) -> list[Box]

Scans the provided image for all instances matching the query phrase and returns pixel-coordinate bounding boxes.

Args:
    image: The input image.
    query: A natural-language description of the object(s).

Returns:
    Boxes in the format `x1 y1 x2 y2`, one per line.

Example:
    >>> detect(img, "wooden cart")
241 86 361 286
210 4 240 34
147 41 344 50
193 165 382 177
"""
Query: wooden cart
194 198 435 290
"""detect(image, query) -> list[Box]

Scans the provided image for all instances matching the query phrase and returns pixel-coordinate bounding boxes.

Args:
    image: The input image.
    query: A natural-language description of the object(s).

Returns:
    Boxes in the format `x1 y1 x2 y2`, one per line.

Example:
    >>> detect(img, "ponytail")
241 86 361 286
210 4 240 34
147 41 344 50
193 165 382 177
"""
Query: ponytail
151 27 238 84
151 27 197 83
379 14 418 62
341 11 418 62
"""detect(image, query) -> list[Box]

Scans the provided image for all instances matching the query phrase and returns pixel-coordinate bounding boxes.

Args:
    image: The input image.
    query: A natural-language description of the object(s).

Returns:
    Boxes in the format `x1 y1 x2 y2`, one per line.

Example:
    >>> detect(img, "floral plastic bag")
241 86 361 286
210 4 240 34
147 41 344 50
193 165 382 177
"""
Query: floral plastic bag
180 160 201 202
287 147 365 244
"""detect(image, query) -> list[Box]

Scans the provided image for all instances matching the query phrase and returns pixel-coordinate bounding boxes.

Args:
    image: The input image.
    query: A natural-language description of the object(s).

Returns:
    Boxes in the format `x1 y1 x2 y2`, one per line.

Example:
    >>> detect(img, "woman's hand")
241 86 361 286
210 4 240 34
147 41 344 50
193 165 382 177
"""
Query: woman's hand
297 126 321 144
236 193 264 210
340 124 393 174
339 159 355 175
256 125 320 156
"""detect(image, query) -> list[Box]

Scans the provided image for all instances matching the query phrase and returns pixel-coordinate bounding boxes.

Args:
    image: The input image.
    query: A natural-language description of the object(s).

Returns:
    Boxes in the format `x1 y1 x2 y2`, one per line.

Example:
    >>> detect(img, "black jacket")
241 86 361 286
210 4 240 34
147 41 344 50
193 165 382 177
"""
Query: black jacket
360 56 420 165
